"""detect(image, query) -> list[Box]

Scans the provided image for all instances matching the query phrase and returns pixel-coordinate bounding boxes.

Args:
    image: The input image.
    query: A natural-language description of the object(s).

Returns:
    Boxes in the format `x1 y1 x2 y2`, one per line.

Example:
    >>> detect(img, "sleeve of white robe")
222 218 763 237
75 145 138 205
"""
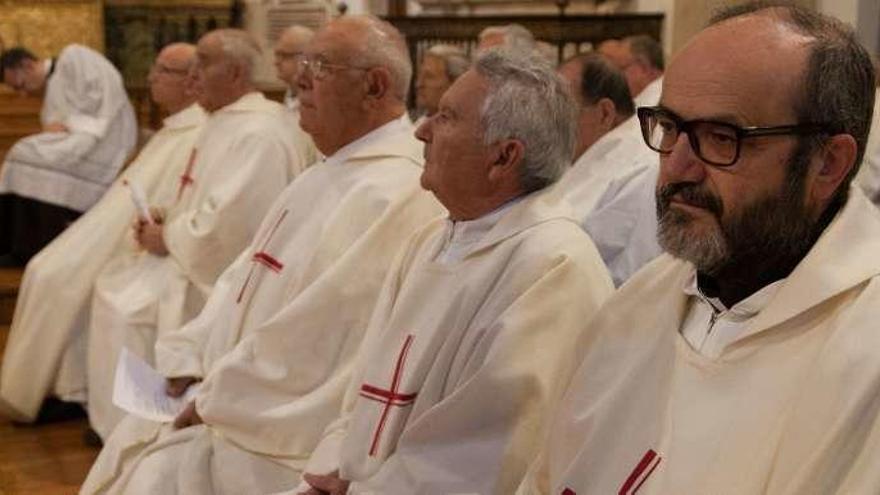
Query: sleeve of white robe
162 132 294 292
154 247 253 378
349 255 608 495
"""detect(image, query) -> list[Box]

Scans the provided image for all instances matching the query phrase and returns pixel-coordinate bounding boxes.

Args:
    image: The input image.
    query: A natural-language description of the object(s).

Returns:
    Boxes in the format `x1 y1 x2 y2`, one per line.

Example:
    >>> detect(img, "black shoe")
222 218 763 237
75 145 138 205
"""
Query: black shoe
31 397 86 424
83 426 103 448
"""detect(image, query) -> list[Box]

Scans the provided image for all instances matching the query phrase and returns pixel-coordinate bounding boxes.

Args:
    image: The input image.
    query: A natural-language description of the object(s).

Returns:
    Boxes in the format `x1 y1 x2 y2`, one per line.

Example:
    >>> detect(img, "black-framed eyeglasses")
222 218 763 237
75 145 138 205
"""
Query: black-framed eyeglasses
637 106 831 167
297 56 369 81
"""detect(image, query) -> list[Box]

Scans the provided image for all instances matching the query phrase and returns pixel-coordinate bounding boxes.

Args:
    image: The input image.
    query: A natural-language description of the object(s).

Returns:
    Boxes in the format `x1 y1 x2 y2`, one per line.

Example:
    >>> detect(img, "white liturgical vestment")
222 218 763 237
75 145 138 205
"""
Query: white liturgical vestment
0 44 137 212
85 92 314 439
517 188 880 495
582 165 662 287
80 116 444 495
855 87 880 205
552 83 659 224
0 104 206 422
299 190 614 495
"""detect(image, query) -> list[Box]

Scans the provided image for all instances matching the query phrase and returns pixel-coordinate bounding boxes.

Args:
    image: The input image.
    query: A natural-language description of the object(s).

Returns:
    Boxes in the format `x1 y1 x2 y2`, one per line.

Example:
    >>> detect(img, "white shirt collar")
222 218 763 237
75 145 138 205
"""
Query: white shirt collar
434 197 523 265
322 114 411 168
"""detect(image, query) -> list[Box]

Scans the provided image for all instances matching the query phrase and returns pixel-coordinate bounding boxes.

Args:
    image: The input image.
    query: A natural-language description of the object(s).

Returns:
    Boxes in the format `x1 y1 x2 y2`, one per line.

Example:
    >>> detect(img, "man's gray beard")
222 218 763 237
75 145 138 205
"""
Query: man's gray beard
657 206 729 273
656 173 816 277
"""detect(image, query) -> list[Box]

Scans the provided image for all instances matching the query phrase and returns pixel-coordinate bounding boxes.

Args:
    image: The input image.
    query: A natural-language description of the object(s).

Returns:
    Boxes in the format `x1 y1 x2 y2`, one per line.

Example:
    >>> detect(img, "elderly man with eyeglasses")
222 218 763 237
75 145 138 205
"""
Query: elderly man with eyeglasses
518 2 880 494
80 16 444 495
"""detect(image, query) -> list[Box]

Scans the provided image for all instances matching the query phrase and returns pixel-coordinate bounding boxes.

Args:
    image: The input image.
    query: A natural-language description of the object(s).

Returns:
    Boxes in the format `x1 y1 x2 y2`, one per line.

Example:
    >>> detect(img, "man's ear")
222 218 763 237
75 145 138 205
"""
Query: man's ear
597 97 618 131
487 139 525 183
364 67 391 102
807 133 858 204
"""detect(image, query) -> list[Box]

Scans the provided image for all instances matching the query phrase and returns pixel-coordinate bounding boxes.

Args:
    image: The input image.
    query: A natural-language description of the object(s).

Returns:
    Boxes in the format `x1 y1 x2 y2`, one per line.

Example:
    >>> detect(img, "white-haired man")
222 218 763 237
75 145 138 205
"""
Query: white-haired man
414 44 469 125
297 49 613 495
518 3 880 493
0 43 206 426
83 29 317 440
80 15 443 494
274 25 314 113
0 44 137 265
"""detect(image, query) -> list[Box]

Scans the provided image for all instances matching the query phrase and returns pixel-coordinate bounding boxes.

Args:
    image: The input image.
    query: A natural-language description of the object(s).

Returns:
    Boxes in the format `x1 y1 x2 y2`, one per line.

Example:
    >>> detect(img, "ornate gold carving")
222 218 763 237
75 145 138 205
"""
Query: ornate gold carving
0 0 104 56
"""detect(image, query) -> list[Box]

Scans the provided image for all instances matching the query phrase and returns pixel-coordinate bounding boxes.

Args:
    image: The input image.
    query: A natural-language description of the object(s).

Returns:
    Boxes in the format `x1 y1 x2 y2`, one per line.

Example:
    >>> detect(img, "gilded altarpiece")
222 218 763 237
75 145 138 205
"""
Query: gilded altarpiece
0 0 104 57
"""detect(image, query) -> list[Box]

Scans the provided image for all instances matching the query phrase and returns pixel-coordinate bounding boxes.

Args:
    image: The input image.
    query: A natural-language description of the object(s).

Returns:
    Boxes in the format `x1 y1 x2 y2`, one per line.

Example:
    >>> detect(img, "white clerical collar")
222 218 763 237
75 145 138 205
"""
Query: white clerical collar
322 114 410 168
162 103 203 129
434 197 523 265
683 271 784 318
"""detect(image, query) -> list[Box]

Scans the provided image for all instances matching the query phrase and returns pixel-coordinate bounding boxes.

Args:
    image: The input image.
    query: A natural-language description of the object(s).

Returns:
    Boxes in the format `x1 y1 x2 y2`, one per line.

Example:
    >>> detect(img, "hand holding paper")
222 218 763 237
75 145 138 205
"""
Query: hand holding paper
112 348 200 423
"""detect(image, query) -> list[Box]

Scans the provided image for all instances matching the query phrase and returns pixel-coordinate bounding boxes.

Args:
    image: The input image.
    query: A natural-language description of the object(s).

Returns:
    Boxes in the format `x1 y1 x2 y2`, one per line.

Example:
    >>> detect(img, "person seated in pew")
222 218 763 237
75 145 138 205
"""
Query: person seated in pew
84 28 316 440
80 15 444 495
0 43 137 265
517 3 880 493
297 48 613 495
0 43 205 427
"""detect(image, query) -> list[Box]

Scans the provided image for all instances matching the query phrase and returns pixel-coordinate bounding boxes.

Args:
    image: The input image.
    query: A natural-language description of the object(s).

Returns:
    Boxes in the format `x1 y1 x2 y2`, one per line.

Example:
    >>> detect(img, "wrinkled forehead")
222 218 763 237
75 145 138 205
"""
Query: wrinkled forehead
663 16 812 126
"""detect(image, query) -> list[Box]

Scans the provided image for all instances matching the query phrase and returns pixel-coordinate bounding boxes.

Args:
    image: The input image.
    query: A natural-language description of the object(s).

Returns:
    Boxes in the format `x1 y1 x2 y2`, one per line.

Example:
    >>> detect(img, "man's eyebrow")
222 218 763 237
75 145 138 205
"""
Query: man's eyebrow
656 103 747 126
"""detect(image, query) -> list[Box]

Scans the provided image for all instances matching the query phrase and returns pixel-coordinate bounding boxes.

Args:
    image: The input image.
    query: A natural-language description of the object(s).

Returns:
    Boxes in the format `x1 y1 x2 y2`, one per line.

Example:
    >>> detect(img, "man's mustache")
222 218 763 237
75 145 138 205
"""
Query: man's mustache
657 182 724 217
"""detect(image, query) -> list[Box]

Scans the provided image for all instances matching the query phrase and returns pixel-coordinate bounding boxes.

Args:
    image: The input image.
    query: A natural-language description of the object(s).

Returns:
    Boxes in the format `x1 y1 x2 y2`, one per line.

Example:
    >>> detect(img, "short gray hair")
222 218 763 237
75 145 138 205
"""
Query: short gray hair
213 29 262 82
425 44 470 81
480 24 536 52
344 15 413 101
475 49 577 192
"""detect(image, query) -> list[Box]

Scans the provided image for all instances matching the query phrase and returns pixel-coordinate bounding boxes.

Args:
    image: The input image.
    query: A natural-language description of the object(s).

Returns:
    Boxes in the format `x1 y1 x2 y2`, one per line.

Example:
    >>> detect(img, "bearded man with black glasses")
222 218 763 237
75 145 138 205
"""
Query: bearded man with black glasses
516 3 880 494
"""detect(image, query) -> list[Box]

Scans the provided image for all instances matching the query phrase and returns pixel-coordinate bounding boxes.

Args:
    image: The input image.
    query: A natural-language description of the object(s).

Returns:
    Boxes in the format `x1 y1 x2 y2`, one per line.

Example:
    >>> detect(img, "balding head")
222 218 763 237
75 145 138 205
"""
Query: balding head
295 15 411 155
275 25 314 88
599 35 663 98
194 29 260 111
149 42 198 114
558 52 633 158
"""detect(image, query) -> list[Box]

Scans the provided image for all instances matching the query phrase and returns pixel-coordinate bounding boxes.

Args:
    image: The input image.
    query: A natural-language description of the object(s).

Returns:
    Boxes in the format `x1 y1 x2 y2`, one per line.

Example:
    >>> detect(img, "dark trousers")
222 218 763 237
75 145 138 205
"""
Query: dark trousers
0 193 80 265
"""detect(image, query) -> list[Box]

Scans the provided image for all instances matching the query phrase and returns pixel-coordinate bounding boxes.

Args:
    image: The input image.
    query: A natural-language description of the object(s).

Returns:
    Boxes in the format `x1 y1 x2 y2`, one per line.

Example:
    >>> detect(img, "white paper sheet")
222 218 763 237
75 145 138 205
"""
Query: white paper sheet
111 347 199 422
123 179 155 225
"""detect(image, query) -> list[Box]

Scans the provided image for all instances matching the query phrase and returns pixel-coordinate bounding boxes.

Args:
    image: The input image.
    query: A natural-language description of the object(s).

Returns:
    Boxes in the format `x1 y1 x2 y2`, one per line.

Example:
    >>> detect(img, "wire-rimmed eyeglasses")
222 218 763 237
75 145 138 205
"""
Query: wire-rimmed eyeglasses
297 56 370 81
637 106 831 166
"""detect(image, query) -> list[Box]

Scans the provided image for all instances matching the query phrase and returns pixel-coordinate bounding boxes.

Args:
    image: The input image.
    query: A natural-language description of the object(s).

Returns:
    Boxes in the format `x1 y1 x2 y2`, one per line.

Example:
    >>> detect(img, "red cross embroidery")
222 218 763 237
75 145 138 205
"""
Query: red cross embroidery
359 334 418 456
619 449 661 495
561 489 577 495
235 209 289 303
176 148 198 200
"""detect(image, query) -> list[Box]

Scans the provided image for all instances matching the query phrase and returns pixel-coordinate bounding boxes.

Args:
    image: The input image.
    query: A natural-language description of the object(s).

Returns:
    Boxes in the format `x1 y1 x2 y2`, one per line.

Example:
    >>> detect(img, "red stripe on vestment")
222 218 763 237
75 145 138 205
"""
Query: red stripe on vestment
253 252 283 272
619 449 661 495
363 335 417 456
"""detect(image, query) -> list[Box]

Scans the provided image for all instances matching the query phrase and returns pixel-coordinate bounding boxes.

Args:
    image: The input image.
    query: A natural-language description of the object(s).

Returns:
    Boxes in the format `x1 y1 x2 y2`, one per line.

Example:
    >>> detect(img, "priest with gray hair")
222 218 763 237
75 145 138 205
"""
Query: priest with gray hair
297 48 613 495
